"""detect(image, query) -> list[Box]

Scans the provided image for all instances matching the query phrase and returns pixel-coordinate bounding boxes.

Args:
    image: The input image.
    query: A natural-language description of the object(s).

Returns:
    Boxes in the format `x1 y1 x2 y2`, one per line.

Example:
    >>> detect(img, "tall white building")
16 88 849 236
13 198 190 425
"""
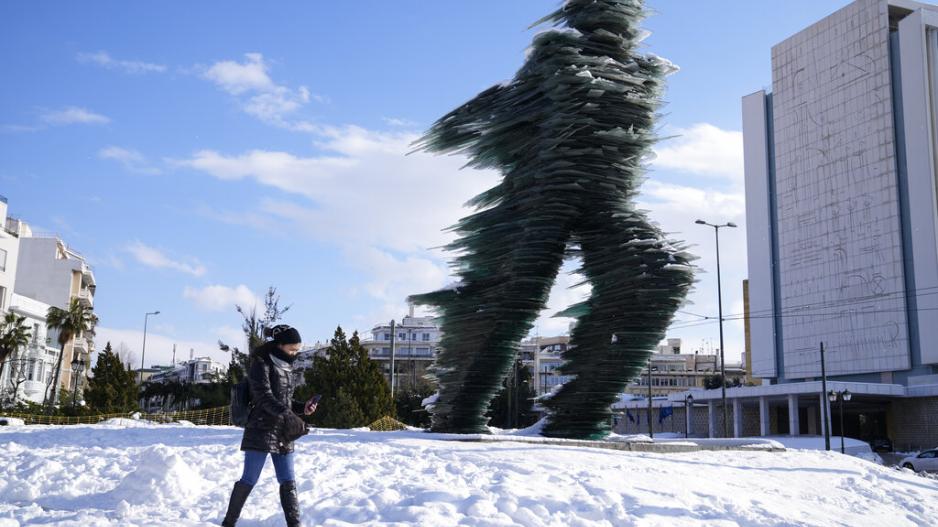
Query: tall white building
736 0 938 448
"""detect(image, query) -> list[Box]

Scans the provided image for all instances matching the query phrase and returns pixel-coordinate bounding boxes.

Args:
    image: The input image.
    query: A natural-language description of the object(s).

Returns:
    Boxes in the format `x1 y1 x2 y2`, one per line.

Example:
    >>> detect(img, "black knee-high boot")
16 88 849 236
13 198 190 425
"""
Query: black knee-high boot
221 481 253 526
279 481 301 527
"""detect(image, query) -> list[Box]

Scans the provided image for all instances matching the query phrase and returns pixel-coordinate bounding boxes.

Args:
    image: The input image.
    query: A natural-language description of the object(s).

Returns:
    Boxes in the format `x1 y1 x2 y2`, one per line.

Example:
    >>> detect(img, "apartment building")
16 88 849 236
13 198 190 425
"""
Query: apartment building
0 196 97 406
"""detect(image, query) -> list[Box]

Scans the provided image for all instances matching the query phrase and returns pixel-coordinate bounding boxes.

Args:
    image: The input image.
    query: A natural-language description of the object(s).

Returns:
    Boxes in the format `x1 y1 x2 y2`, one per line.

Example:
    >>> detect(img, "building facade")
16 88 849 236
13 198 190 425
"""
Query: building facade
0 197 97 407
362 311 441 392
0 294 62 405
739 0 938 448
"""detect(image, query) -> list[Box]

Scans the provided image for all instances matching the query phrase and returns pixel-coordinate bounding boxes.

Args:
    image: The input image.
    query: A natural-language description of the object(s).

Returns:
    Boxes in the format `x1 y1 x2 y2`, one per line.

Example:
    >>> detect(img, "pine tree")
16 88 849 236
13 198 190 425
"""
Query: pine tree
300 326 393 428
84 342 139 413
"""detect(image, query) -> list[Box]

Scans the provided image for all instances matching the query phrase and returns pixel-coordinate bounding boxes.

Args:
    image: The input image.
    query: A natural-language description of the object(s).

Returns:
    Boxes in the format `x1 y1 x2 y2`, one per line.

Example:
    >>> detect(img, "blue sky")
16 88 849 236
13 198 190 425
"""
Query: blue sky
0 0 853 367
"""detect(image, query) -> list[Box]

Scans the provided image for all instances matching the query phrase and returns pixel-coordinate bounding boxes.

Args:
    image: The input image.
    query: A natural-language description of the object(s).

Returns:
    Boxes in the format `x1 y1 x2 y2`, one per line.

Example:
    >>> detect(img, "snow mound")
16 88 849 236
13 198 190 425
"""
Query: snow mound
108 445 207 506
100 417 156 427
0 417 25 426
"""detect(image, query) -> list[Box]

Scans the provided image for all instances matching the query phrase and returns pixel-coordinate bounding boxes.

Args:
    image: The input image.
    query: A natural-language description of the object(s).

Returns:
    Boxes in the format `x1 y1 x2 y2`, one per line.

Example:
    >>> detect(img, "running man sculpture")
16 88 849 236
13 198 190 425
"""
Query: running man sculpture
410 0 695 439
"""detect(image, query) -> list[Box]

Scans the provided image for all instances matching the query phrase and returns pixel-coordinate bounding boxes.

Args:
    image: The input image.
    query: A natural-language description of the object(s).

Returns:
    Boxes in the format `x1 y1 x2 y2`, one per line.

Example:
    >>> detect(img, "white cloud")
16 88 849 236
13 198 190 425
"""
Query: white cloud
201 53 320 129
126 241 207 276
98 146 162 175
183 284 259 312
636 180 747 362
40 107 110 126
174 125 498 253
94 326 228 368
383 117 418 128
77 51 166 74
215 325 248 351
178 119 748 359
653 123 743 182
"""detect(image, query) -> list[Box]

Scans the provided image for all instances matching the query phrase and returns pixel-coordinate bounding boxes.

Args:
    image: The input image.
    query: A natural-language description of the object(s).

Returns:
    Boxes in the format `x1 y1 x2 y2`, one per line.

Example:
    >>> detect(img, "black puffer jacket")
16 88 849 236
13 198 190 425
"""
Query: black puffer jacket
240 342 307 454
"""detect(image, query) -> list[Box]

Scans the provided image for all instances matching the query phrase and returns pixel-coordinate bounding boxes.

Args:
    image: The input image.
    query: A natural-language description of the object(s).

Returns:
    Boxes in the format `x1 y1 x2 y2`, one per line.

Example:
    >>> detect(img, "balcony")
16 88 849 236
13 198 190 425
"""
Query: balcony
76 288 93 307
72 338 87 354
21 380 46 397
81 263 96 287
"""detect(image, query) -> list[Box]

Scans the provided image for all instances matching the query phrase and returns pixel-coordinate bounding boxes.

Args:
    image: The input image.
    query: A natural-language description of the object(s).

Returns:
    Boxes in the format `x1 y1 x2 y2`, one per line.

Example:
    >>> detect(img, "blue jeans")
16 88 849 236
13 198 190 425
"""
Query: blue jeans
239 450 295 486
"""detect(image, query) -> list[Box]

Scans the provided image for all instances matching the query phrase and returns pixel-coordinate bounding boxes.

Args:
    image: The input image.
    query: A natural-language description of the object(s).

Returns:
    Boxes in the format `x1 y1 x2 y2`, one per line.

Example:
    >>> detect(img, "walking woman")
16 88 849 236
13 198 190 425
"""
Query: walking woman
222 324 318 527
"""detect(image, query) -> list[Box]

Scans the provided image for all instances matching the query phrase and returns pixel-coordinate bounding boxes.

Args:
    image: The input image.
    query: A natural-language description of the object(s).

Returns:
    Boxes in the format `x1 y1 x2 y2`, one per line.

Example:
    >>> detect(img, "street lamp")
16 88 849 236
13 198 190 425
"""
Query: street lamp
828 389 852 454
70 356 85 408
139 311 160 385
685 394 694 438
647 362 658 439
695 219 737 437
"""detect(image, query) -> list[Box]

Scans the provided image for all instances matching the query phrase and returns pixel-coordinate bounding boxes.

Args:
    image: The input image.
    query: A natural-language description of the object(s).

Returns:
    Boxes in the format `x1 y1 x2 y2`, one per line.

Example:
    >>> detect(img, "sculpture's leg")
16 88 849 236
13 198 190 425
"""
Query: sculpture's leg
418 196 573 433
542 209 694 439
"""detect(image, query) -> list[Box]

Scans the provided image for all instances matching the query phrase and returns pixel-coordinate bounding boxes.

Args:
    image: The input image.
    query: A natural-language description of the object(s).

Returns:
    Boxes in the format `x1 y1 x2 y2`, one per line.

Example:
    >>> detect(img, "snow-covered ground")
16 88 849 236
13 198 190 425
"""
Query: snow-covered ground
1 423 937 526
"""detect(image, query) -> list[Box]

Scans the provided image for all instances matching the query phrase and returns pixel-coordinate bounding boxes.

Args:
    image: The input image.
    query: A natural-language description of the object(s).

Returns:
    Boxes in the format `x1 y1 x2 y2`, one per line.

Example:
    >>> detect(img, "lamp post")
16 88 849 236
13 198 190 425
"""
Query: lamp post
695 219 737 437
647 362 657 438
819 342 830 451
828 389 852 454
389 319 396 396
139 311 160 385
70 356 85 408
685 394 694 438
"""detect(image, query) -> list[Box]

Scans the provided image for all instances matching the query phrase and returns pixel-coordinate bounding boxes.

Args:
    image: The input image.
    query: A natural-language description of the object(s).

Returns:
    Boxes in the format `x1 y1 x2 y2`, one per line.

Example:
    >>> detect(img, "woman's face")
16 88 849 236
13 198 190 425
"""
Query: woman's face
279 343 302 356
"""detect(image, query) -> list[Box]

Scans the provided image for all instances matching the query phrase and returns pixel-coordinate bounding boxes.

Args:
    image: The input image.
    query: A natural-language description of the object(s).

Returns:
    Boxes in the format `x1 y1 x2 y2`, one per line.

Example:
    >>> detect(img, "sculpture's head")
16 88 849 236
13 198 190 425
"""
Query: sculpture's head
550 0 645 38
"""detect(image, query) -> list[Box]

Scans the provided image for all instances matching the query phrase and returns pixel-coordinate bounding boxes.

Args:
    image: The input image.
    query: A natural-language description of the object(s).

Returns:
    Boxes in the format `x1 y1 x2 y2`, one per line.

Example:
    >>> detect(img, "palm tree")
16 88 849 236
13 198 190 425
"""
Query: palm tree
0 312 32 402
44 297 96 410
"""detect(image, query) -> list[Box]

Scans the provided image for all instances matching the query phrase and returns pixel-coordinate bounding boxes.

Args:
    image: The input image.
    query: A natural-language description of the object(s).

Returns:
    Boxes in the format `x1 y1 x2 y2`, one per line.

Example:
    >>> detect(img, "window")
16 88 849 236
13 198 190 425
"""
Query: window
383 333 390 341
423 333 430 341
398 332 405 340
0 248 6 272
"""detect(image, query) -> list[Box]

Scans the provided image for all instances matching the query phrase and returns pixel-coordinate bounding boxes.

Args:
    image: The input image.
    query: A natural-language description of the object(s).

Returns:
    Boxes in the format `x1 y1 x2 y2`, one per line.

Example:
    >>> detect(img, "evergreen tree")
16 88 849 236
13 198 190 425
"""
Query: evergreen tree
394 379 435 428
299 327 393 428
84 342 139 413
486 361 538 429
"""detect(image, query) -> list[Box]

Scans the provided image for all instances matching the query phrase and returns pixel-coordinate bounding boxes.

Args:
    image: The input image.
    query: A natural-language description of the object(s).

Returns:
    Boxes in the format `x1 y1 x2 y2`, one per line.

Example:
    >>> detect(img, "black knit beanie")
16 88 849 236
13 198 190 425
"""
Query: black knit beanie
270 325 302 345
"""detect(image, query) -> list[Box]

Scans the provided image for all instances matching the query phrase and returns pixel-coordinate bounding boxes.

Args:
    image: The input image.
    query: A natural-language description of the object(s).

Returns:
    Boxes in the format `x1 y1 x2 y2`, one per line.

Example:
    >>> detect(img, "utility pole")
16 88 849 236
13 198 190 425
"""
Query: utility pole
172 344 176 366
647 358 654 439
389 319 396 396
820 342 830 451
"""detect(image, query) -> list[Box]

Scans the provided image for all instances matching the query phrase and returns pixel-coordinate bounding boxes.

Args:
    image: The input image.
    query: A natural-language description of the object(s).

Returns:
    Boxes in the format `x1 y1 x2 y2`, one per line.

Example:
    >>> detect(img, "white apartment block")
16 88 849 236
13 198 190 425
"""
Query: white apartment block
362 310 441 391
147 356 227 384
0 196 97 406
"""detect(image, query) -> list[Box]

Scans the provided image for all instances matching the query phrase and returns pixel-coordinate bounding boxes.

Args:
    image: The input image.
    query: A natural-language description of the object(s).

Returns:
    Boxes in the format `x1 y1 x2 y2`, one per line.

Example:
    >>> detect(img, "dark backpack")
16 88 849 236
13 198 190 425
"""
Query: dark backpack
230 378 253 427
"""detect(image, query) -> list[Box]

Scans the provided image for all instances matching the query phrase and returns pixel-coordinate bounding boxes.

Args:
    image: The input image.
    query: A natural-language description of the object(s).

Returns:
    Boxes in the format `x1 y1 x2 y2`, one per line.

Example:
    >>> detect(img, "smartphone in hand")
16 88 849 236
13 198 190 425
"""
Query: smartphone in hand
304 394 322 415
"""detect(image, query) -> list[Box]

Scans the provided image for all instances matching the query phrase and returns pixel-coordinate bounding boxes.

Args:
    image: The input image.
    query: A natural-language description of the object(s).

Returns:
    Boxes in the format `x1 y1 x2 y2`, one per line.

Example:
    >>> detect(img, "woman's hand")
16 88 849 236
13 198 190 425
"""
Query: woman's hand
304 399 318 416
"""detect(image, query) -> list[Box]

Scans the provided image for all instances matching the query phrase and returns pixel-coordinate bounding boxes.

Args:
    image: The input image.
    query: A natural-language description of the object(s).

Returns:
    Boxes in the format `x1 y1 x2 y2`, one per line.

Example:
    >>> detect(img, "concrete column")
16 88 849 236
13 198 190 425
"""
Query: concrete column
685 403 693 437
759 396 770 436
732 398 743 438
807 406 818 435
708 400 717 438
819 393 831 440
787 394 800 435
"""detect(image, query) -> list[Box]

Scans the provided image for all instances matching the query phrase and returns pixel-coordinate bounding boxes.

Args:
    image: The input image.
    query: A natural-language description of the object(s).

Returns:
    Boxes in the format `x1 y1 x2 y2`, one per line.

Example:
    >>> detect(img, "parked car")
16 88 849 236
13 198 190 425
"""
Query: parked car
900 449 938 473
869 437 893 452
